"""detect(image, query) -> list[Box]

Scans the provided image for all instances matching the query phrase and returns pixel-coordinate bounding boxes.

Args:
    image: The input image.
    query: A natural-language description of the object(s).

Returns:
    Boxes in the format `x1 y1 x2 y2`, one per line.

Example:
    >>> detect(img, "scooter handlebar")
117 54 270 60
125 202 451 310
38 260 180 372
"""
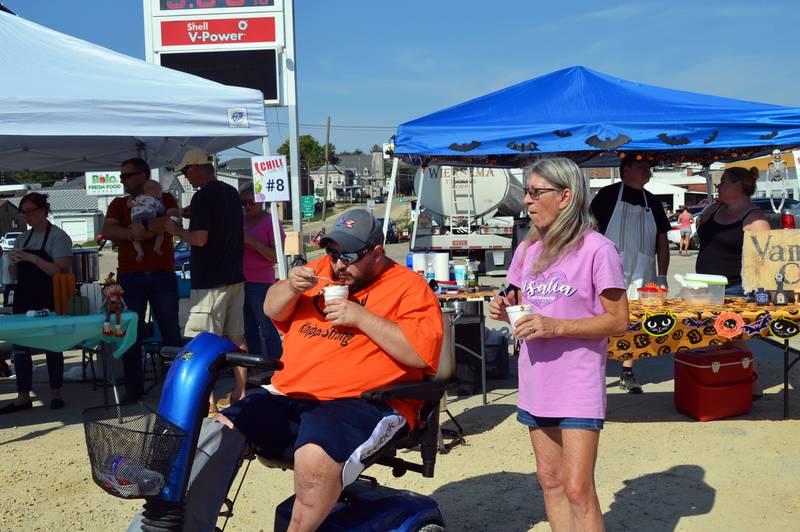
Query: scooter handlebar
224 352 284 370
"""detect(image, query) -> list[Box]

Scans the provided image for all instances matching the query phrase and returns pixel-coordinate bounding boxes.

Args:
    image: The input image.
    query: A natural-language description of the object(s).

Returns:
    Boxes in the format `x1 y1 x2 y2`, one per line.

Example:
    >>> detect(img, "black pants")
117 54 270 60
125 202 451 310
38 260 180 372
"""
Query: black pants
14 347 63 393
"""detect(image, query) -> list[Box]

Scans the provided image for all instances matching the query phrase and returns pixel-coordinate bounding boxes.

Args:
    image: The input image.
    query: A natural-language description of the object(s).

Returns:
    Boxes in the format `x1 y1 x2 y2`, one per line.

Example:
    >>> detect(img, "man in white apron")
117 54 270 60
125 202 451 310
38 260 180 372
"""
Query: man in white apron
591 158 671 393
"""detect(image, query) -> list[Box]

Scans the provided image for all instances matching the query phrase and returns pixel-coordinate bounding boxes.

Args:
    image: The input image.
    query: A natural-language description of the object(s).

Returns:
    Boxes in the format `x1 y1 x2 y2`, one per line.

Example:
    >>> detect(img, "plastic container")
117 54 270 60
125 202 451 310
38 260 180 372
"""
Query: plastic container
680 274 727 305
638 287 667 307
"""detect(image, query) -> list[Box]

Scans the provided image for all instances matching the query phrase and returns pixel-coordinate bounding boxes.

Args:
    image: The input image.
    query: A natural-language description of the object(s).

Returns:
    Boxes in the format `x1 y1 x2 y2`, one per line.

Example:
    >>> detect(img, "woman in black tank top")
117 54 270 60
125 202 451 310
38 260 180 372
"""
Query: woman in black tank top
696 167 770 291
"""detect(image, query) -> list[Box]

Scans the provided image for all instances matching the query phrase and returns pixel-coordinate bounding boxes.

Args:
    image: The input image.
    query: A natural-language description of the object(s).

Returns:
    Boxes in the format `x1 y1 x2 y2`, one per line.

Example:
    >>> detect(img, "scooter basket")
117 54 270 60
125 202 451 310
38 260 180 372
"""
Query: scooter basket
83 403 187 499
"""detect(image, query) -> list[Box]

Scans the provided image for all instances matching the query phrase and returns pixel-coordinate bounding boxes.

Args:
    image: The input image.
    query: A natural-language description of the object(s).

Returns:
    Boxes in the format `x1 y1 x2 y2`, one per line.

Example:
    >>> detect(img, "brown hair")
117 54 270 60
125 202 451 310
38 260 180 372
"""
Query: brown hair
121 157 151 178
722 166 758 196
19 192 50 215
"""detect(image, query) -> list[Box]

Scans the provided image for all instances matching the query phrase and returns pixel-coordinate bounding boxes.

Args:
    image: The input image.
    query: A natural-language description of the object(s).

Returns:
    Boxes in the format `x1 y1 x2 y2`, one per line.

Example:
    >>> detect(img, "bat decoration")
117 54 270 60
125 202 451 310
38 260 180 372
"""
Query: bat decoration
449 140 481 152
585 133 631 150
769 315 800 338
507 140 539 152
657 133 690 146
759 130 779 140
554 130 572 137
741 312 772 335
714 311 744 339
682 316 714 328
628 321 642 332
642 309 677 337
703 130 719 144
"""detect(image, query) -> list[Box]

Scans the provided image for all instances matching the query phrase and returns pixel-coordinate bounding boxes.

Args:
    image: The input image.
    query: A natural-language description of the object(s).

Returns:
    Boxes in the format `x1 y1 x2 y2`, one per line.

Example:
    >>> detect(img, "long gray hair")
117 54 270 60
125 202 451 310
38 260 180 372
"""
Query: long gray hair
521 158 596 273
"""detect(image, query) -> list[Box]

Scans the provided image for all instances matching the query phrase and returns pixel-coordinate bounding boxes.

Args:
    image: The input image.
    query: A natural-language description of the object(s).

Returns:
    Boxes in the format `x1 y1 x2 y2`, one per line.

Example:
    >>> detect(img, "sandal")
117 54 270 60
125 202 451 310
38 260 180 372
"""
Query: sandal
216 392 244 411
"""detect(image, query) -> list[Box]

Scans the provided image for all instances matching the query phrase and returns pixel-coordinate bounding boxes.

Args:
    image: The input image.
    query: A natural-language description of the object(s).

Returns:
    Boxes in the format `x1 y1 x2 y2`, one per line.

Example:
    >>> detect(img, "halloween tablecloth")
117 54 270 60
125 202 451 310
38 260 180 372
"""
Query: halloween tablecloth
608 298 800 361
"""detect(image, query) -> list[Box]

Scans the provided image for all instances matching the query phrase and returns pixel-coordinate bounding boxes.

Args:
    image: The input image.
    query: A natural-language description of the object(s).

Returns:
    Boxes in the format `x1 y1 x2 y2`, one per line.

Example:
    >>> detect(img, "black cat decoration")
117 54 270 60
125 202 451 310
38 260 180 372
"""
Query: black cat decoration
642 309 677 337
769 316 800 339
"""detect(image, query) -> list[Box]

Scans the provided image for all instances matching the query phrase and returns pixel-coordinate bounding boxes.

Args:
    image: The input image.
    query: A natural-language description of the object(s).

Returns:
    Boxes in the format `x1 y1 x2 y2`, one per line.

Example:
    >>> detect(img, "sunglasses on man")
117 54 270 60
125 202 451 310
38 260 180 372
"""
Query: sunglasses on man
325 244 374 265
119 171 143 181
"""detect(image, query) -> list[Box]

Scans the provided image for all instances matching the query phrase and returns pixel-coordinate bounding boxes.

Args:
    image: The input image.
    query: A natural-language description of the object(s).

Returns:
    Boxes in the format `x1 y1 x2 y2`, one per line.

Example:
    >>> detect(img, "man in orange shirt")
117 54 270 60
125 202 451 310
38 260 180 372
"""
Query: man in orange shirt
102 158 182 402
207 209 443 531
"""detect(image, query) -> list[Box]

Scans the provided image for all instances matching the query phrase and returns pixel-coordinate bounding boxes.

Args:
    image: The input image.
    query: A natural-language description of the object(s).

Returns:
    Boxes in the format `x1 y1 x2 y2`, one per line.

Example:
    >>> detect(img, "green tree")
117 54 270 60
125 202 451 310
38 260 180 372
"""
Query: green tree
277 135 337 170
370 144 382 153
339 149 365 156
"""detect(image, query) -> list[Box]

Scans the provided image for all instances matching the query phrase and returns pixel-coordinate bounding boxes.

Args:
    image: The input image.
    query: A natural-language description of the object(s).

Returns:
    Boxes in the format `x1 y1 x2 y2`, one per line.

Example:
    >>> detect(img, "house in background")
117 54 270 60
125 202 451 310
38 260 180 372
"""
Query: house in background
10 190 103 244
0 199 25 236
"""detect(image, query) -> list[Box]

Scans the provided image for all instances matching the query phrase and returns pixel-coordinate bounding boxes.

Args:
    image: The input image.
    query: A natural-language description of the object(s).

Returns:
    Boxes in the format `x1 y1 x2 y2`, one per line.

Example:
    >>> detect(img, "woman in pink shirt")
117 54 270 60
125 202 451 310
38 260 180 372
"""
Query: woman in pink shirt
489 158 629 531
241 185 285 361
677 205 694 256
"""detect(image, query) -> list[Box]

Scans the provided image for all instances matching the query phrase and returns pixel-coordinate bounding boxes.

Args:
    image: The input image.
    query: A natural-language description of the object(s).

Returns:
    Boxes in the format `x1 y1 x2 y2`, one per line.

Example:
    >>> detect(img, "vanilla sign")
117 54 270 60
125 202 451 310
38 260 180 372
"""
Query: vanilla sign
742 229 800 291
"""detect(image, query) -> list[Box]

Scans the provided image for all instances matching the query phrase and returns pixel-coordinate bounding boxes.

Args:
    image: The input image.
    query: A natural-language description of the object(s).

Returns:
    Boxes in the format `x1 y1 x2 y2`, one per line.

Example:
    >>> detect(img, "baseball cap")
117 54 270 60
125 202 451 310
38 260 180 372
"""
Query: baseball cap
319 209 384 253
177 148 212 173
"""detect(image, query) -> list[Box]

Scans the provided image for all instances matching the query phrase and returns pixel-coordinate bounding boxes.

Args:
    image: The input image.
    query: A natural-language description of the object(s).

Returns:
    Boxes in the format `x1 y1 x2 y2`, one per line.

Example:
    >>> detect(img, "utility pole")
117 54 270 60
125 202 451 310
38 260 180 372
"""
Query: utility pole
322 116 331 226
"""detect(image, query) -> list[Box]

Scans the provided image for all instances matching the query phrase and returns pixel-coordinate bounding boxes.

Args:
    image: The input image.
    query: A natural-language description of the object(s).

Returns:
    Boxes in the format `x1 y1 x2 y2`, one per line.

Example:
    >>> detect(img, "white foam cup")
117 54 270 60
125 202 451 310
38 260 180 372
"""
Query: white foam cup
506 304 533 329
323 285 349 304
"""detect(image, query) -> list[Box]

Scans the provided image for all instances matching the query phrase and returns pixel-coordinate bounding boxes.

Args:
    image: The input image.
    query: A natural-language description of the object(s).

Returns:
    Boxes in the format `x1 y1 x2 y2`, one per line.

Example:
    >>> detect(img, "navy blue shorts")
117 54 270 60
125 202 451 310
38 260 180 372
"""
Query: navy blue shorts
221 390 407 486
516 408 603 430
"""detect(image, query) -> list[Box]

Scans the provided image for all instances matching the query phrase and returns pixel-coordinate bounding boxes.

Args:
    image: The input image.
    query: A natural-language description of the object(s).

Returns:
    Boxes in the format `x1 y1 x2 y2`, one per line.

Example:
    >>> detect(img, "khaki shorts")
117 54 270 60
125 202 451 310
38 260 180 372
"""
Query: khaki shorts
185 282 245 339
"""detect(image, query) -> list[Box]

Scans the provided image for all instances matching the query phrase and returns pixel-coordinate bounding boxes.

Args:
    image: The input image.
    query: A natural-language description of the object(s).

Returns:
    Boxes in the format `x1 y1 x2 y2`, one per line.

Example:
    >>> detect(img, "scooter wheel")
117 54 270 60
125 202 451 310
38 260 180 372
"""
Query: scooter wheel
416 524 446 532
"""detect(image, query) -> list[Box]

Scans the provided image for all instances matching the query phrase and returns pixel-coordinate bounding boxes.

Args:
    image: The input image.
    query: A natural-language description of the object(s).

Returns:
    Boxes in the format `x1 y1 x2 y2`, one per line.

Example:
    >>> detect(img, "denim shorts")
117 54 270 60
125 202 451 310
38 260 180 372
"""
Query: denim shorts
517 408 603 430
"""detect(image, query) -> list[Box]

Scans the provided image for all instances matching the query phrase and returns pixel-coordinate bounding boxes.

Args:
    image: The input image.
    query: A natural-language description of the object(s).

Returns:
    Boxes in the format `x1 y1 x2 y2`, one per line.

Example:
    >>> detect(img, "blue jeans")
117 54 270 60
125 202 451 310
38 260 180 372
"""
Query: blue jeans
117 271 182 394
243 282 282 359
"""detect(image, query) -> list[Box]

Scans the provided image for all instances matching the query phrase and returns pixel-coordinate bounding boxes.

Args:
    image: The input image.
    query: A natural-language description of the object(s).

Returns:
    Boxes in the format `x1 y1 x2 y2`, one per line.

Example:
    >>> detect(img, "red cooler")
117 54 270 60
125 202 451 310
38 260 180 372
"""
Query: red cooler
674 345 753 421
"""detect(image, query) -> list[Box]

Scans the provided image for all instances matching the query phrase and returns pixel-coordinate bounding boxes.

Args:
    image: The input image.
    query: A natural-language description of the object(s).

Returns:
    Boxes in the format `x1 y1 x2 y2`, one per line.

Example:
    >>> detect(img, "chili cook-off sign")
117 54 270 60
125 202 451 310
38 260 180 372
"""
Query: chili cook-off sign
743 229 800 292
251 155 289 203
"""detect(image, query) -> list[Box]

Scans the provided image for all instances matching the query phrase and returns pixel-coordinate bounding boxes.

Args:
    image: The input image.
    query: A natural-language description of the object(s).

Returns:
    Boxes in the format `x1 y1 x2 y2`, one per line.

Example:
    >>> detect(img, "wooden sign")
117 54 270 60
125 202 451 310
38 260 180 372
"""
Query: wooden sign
742 229 800 292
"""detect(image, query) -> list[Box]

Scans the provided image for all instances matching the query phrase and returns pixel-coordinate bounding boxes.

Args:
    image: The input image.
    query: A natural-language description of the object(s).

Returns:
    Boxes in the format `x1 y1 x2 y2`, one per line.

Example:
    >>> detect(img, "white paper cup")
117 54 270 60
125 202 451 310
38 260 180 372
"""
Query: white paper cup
506 304 533 329
323 285 349 304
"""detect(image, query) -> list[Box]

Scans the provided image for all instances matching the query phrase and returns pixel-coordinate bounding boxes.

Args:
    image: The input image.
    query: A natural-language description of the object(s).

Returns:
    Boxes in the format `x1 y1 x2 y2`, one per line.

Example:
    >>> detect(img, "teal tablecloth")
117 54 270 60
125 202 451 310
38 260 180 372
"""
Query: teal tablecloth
0 310 138 358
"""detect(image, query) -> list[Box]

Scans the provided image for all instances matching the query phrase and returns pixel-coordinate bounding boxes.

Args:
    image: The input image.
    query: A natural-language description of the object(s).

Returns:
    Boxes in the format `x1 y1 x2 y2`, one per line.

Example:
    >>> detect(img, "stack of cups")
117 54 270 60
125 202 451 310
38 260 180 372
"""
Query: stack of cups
323 285 349 304
506 304 533 329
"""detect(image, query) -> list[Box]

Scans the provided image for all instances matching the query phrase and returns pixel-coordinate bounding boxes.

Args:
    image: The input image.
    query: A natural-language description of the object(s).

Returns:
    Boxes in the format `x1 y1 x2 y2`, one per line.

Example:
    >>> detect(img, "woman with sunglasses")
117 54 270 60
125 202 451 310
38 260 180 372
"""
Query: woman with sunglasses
238 184 285 369
0 192 73 414
489 158 628 531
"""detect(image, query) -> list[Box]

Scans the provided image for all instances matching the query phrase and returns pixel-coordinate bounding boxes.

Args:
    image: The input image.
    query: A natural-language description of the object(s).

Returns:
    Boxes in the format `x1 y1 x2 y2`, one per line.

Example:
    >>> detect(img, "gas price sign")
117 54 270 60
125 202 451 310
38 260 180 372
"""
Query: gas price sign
146 0 285 104
160 0 277 11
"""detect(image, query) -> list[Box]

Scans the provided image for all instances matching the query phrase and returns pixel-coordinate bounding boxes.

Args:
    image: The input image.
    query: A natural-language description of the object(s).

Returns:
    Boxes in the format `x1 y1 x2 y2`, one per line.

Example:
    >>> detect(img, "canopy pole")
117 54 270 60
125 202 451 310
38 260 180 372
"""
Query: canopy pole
262 134 287 280
410 163 426 251
382 157 398 244
703 162 713 201
284 0 302 234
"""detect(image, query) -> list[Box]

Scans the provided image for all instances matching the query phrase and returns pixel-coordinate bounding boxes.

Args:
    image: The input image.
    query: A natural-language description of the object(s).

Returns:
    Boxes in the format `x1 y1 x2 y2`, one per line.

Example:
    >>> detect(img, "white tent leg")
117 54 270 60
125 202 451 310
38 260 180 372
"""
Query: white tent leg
410 165 426 251
261 135 287 280
382 158 399 244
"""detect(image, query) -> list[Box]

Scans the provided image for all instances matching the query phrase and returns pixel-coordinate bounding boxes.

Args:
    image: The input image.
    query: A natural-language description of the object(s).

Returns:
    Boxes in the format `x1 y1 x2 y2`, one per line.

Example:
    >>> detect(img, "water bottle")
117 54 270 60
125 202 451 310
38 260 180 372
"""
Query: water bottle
425 261 435 282
100 454 164 497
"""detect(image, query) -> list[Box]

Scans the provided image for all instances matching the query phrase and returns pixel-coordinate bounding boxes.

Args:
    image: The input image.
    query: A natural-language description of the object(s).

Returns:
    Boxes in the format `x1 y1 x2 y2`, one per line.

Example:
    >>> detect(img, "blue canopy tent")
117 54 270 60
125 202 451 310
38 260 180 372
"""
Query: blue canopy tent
391 66 800 168
382 65 800 242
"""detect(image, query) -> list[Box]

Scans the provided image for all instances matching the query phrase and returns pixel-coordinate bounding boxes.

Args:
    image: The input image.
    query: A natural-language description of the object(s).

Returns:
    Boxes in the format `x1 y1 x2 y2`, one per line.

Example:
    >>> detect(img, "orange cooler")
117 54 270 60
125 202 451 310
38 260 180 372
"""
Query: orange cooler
674 345 753 421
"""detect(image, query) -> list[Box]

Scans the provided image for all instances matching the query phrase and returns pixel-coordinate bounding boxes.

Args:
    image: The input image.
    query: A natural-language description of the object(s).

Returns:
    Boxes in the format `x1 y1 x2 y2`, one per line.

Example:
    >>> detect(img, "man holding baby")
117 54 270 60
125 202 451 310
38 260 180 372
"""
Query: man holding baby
102 157 182 402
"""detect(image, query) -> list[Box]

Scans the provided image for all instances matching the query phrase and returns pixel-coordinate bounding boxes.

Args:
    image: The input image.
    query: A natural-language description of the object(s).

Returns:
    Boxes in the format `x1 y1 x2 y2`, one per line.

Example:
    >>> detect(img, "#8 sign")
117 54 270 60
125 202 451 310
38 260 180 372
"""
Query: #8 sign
251 155 289 202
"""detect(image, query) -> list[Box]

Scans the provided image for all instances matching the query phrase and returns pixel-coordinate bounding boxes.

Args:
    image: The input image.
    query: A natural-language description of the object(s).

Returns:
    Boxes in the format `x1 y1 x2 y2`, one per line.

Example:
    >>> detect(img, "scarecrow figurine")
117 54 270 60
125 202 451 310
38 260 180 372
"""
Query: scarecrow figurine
101 273 127 337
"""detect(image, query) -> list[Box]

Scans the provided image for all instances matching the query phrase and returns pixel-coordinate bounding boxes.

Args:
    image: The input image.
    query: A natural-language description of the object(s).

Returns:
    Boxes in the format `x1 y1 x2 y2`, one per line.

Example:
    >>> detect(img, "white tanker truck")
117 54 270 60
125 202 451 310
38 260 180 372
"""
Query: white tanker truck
412 165 530 275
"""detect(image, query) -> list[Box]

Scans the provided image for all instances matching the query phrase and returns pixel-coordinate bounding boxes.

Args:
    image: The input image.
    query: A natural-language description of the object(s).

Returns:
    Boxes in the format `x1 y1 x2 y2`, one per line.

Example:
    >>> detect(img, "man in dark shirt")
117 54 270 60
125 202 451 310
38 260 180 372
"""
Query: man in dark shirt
590 158 671 393
165 149 247 411
102 158 182 402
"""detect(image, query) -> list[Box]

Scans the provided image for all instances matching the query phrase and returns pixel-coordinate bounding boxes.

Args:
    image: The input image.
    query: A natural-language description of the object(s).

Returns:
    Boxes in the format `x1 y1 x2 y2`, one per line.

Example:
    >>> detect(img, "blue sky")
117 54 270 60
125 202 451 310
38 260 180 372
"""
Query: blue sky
5 0 800 159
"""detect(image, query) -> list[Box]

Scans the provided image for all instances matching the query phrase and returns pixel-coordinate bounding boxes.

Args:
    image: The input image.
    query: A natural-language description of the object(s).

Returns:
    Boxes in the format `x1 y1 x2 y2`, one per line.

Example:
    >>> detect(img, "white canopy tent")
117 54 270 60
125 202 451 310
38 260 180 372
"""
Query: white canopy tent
0 10 267 172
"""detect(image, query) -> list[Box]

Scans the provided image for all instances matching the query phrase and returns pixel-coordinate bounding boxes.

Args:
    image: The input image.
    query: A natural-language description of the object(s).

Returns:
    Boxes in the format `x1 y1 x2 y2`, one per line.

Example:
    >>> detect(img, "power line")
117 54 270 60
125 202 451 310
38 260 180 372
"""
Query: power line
266 121 396 131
